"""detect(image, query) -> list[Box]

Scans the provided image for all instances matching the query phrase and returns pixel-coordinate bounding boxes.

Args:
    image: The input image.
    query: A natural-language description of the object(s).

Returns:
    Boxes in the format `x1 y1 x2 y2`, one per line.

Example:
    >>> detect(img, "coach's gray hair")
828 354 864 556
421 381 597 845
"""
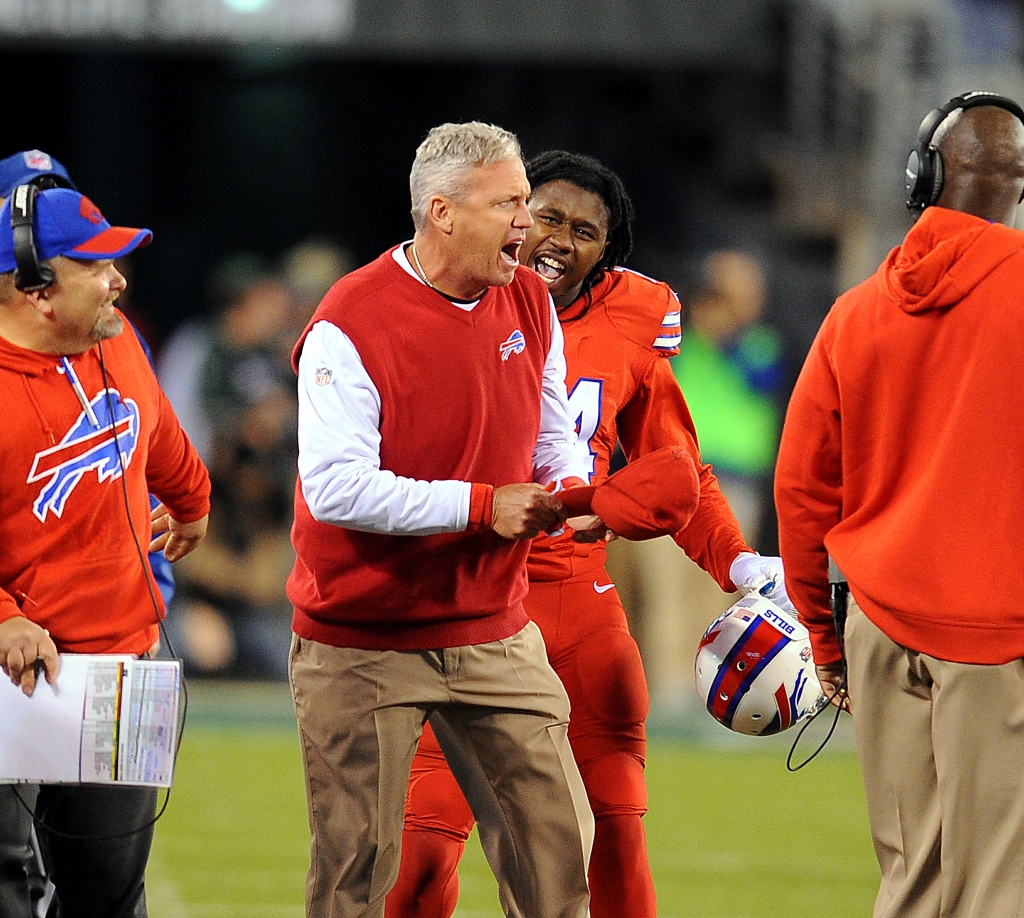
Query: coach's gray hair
409 122 523 231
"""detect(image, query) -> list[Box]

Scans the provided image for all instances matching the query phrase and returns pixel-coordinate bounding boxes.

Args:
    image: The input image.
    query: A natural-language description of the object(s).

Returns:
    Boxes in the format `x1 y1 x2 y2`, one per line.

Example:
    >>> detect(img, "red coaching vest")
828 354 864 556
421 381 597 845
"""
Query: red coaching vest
288 247 552 651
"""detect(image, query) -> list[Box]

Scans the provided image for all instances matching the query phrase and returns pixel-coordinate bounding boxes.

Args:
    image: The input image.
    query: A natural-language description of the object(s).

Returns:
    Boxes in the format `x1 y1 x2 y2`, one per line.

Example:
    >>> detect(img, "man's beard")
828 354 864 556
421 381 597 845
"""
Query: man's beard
90 307 124 342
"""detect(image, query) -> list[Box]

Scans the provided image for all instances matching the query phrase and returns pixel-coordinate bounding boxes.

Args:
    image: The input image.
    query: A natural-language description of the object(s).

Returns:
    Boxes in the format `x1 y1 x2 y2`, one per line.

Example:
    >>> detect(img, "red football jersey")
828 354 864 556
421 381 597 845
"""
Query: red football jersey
527 267 749 587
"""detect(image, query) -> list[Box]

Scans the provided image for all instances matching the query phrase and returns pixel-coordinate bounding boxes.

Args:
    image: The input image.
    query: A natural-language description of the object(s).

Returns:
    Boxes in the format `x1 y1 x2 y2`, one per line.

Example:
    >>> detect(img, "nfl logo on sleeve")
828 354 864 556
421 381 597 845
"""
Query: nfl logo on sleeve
315 366 333 386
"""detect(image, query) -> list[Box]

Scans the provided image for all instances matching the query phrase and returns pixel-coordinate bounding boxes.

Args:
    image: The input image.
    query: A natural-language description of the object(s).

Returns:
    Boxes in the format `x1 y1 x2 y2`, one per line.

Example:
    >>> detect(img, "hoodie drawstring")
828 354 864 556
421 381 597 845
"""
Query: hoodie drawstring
21 375 57 447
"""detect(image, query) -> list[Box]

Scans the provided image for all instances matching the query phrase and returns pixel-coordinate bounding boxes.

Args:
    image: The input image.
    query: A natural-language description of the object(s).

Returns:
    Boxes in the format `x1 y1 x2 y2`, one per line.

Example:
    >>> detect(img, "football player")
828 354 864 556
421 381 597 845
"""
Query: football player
385 151 791 918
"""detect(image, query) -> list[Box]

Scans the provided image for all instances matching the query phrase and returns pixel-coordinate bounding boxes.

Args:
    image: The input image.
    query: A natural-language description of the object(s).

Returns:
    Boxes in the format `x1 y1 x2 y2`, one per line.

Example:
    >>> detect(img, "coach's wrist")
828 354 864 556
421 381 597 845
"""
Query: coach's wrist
467 483 495 530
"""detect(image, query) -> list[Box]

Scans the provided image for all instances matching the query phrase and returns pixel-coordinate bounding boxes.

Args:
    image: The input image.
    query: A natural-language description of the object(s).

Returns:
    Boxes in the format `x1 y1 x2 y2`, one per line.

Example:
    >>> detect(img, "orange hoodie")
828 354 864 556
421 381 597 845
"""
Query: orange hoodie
776 207 1024 665
0 314 210 654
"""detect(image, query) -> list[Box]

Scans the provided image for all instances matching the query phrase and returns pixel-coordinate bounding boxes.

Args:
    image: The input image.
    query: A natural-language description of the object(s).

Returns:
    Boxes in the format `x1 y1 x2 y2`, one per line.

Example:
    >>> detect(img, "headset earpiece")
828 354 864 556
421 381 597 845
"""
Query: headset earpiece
905 147 928 213
930 148 944 207
906 91 1024 216
10 183 54 292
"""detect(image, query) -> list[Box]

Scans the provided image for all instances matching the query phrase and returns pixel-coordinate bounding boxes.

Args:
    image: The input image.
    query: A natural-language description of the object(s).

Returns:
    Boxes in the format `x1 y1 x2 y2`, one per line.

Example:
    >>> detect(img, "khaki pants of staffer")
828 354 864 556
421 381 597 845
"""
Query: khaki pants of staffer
288 621 594 918
844 597 1024 918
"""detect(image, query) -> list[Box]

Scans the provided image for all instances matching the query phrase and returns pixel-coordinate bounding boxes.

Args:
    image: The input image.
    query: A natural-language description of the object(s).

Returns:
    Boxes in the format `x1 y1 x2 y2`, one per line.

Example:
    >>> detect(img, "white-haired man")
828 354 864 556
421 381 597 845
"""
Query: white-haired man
287 122 593 918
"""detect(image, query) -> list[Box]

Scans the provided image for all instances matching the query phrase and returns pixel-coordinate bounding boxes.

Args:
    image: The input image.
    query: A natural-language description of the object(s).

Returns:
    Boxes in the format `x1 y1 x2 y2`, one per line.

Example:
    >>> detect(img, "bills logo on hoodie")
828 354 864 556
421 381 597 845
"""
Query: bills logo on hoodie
27 389 140 522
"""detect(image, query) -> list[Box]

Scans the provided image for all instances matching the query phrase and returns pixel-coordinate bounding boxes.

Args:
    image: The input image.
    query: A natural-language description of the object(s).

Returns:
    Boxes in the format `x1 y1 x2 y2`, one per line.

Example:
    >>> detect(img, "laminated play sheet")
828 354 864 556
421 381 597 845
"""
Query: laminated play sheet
0 655 181 787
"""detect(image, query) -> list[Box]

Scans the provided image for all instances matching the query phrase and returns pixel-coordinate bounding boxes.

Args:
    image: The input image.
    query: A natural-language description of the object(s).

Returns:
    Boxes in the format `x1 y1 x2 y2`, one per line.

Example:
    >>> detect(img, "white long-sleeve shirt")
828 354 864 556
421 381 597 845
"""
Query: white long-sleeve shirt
296 245 586 536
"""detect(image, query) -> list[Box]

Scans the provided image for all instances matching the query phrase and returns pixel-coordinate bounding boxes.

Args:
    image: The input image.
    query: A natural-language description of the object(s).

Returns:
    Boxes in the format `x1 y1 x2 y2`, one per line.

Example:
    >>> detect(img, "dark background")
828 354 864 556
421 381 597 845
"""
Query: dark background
4 0 1016 369
0 30 821 353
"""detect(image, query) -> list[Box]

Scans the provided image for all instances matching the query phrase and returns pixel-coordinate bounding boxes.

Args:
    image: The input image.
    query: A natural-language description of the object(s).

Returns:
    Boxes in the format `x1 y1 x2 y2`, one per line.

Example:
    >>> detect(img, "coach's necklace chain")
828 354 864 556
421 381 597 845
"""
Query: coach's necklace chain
409 244 437 291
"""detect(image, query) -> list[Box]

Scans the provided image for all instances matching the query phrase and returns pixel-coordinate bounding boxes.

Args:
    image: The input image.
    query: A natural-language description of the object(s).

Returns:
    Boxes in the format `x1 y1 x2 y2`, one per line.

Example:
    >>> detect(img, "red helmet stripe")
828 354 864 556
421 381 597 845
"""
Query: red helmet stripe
774 683 792 731
707 616 789 729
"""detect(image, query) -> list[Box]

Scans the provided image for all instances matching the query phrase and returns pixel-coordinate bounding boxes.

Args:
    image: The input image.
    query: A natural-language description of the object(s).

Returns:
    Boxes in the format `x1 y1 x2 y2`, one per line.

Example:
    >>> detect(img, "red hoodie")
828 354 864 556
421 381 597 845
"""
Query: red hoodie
776 207 1024 665
0 314 210 654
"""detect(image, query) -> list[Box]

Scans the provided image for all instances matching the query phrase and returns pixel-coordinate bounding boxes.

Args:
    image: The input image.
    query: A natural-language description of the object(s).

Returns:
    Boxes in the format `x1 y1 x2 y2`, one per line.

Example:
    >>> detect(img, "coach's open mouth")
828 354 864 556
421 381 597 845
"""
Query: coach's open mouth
501 241 521 268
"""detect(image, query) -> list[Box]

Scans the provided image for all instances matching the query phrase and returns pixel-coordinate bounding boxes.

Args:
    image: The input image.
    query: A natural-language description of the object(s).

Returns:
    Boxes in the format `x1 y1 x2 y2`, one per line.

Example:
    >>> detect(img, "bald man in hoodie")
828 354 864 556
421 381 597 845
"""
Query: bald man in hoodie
775 96 1024 918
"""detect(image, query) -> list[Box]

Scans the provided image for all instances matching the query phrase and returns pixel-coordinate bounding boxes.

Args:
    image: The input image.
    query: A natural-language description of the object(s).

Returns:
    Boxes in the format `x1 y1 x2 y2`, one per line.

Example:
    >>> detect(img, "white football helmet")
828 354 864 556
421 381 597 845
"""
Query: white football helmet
694 594 827 736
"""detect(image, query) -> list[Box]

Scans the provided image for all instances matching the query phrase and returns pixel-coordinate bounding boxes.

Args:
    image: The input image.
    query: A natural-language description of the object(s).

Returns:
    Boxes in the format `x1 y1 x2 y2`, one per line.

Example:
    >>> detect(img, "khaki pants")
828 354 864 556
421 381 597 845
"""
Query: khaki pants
289 621 593 918
845 597 1024 918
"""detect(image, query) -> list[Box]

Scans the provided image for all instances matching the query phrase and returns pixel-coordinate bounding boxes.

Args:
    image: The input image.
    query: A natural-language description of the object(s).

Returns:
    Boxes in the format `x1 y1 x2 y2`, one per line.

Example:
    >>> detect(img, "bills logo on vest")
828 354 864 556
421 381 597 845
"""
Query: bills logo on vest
499 329 526 361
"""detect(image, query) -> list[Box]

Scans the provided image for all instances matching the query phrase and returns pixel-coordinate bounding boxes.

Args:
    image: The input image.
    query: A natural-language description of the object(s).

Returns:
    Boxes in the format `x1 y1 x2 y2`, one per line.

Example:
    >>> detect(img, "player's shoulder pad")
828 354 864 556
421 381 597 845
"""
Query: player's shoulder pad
601 267 681 356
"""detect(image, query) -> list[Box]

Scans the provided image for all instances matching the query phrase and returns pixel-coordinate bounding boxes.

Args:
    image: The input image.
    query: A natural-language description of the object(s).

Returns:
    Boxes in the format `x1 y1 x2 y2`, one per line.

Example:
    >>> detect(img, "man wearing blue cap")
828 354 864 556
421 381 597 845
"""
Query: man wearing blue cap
0 153 175 606
0 154 178 918
0 185 211 917
0 153 78 918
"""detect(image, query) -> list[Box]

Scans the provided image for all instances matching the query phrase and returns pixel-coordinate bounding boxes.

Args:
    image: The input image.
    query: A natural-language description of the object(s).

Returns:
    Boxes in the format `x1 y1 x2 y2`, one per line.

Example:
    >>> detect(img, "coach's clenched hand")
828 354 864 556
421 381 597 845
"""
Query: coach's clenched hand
491 483 568 540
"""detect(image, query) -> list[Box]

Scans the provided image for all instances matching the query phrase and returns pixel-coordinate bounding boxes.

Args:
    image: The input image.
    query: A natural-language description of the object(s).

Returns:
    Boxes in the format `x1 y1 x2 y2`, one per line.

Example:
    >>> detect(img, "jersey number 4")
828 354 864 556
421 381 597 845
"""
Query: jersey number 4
567 377 603 480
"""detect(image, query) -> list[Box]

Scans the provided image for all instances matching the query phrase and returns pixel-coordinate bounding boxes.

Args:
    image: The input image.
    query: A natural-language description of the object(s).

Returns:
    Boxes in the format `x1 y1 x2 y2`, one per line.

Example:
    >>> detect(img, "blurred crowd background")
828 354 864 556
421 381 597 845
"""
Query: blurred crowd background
3 0 1022 703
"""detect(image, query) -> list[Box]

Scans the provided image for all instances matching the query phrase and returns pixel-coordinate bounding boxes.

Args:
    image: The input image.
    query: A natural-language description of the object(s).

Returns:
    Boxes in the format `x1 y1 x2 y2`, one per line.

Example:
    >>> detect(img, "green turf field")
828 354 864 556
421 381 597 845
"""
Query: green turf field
147 681 879 917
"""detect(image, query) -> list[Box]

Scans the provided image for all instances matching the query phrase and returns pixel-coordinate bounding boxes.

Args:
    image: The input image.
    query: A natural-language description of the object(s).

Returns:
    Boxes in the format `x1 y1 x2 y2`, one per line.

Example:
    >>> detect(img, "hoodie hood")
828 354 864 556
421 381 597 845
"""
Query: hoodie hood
0 332 72 376
884 206 1024 314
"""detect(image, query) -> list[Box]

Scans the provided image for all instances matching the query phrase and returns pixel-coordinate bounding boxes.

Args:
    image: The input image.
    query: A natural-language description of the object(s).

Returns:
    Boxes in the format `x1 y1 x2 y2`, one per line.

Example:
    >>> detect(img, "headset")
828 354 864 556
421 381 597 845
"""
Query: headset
10 183 54 292
906 91 1024 216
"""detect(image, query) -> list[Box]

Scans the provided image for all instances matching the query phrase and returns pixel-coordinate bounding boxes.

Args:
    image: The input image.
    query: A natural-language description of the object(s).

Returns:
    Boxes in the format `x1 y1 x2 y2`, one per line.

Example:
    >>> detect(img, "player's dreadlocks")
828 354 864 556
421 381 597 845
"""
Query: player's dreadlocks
525 150 635 301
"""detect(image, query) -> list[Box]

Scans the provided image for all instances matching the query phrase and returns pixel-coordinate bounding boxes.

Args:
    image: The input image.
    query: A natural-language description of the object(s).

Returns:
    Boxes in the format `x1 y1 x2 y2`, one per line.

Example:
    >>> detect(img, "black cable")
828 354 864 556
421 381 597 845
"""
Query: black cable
18 341 189 842
13 780 170 843
787 572 853 770
785 670 848 771
98 341 187 670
